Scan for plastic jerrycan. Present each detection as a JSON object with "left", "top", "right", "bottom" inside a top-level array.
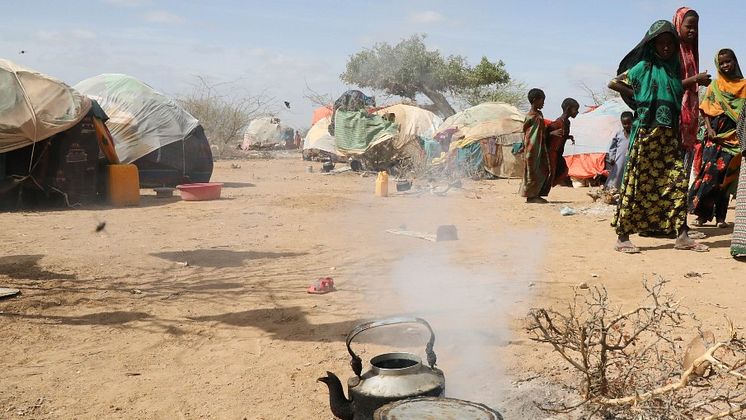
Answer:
[{"left": 375, "top": 171, "right": 389, "bottom": 197}]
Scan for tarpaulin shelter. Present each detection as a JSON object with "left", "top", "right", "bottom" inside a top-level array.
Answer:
[
  {"left": 240, "top": 116, "right": 295, "bottom": 149},
  {"left": 302, "top": 116, "right": 344, "bottom": 161},
  {"left": 1, "top": 60, "right": 118, "bottom": 208},
  {"left": 373, "top": 104, "right": 442, "bottom": 143},
  {"left": 74, "top": 74, "right": 213, "bottom": 187},
  {"left": 433, "top": 102, "right": 525, "bottom": 178},
  {"left": 563, "top": 98, "right": 631, "bottom": 180}
]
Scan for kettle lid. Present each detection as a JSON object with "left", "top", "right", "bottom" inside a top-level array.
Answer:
[{"left": 373, "top": 397, "right": 503, "bottom": 420}]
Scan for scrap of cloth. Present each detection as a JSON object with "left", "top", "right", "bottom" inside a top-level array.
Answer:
[{"left": 673, "top": 7, "right": 700, "bottom": 150}]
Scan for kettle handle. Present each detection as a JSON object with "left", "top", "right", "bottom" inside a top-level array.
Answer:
[{"left": 345, "top": 316, "right": 437, "bottom": 378}]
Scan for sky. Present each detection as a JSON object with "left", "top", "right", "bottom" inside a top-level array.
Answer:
[{"left": 0, "top": 0, "right": 739, "bottom": 129}]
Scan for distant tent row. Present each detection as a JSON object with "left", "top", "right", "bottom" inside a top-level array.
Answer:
[{"left": 1, "top": 59, "right": 213, "bottom": 208}]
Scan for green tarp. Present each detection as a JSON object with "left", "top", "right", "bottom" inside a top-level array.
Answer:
[{"left": 333, "top": 110, "right": 399, "bottom": 154}]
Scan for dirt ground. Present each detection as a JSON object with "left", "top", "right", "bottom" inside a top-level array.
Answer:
[{"left": 1, "top": 154, "right": 744, "bottom": 419}]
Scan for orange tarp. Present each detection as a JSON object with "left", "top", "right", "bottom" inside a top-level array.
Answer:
[
  {"left": 311, "top": 106, "right": 333, "bottom": 125},
  {"left": 565, "top": 153, "right": 608, "bottom": 179}
]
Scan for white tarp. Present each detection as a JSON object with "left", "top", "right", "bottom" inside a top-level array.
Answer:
[
  {"left": 303, "top": 116, "right": 342, "bottom": 156},
  {"left": 74, "top": 74, "right": 200, "bottom": 163},
  {"left": 0, "top": 59, "right": 91, "bottom": 153},
  {"left": 563, "top": 98, "right": 631, "bottom": 156},
  {"left": 373, "top": 104, "right": 442, "bottom": 140}
]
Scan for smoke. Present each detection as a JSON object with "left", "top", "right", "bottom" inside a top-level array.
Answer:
[{"left": 361, "top": 222, "right": 547, "bottom": 408}]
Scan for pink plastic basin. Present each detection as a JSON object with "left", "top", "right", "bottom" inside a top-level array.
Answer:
[{"left": 175, "top": 182, "right": 223, "bottom": 201}]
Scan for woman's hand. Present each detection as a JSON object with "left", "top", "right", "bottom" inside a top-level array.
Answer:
[
  {"left": 568, "top": 134, "right": 575, "bottom": 145},
  {"left": 696, "top": 71, "right": 712, "bottom": 86},
  {"left": 706, "top": 127, "right": 717, "bottom": 140},
  {"left": 550, "top": 128, "right": 563, "bottom": 137}
]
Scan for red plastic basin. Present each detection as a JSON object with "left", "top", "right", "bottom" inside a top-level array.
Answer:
[{"left": 175, "top": 182, "right": 223, "bottom": 201}]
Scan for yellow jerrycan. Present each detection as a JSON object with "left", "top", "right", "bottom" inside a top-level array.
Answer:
[{"left": 375, "top": 171, "right": 389, "bottom": 197}]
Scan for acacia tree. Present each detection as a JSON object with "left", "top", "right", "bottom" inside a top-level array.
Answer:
[{"left": 341, "top": 34, "right": 512, "bottom": 118}]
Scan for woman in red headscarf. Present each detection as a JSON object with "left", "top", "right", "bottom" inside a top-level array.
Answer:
[{"left": 673, "top": 7, "right": 710, "bottom": 239}]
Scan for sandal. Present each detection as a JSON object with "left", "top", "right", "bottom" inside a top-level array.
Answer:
[
  {"left": 307, "top": 277, "right": 336, "bottom": 294},
  {"left": 674, "top": 243, "right": 710, "bottom": 252},
  {"left": 614, "top": 244, "right": 641, "bottom": 254}
]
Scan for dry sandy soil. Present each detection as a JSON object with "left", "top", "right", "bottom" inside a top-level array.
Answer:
[{"left": 1, "top": 153, "right": 744, "bottom": 419}]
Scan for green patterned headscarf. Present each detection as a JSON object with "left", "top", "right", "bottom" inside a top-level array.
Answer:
[{"left": 617, "top": 20, "right": 684, "bottom": 145}]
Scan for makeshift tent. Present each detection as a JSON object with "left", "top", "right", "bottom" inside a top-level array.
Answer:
[
  {"left": 433, "top": 102, "right": 525, "bottom": 178},
  {"left": 563, "top": 98, "right": 631, "bottom": 180},
  {"left": 302, "top": 116, "right": 344, "bottom": 161},
  {"left": 311, "top": 106, "right": 332, "bottom": 126},
  {"left": 241, "top": 116, "right": 294, "bottom": 149},
  {"left": 373, "top": 104, "right": 442, "bottom": 142},
  {"left": 1, "top": 60, "right": 118, "bottom": 207},
  {"left": 0, "top": 59, "right": 92, "bottom": 153},
  {"left": 74, "top": 74, "right": 213, "bottom": 187}
]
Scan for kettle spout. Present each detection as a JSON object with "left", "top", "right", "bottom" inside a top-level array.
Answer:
[{"left": 317, "top": 371, "right": 354, "bottom": 420}]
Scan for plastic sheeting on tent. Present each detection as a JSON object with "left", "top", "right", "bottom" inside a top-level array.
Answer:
[
  {"left": 563, "top": 98, "right": 631, "bottom": 179},
  {"left": 241, "top": 116, "right": 294, "bottom": 149},
  {"left": 74, "top": 74, "right": 200, "bottom": 164},
  {"left": 303, "top": 116, "right": 342, "bottom": 156},
  {"left": 0, "top": 59, "right": 92, "bottom": 153},
  {"left": 435, "top": 102, "right": 524, "bottom": 145},
  {"left": 373, "top": 104, "right": 442, "bottom": 142},
  {"left": 433, "top": 102, "right": 525, "bottom": 178},
  {"left": 74, "top": 74, "right": 212, "bottom": 187}
]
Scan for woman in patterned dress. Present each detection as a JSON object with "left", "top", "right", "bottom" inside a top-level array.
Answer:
[
  {"left": 689, "top": 49, "right": 745, "bottom": 228},
  {"left": 608, "top": 20, "right": 710, "bottom": 253}
]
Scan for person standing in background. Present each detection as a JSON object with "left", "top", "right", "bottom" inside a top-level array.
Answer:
[
  {"left": 546, "top": 98, "right": 579, "bottom": 188},
  {"left": 674, "top": 7, "right": 710, "bottom": 239},
  {"left": 520, "top": 88, "right": 551, "bottom": 203},
  {"left": 605, "top": 111, "right": 633, "bottom": 191}
]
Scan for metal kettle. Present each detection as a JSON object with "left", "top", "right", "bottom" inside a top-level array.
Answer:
[{"left": 318, "top": 317, "right": 446, "bottom": 420}]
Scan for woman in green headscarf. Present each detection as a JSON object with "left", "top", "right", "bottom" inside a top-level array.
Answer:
[
  {"left": 689, "top": 49, "right": 746, "bottom": 228},
  {"left": 608, "top": 20, "right": 711, "bottom": 253}
]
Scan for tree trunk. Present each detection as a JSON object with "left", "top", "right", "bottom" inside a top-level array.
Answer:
[{"left": 420, "top": 86, "right": 456, "bottom": 118}]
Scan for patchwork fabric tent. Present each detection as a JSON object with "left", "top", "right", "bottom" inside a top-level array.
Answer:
[
  {"left": 433, "top": 102, "right": 525, "bottom": 177},
  {"left": 563, "top": 98, "right": 631, "bottom": 180},
  {"left": 74, "top": 74, "right": 213, "bottom": 187},
  {"left": 241, "top": 116, "right": 294, "bottom": 149},
  {"left": 1, "top": 60, "right": 118, "bottom": 207}
]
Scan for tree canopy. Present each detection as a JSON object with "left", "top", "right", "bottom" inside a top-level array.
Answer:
[{"left": 341, "top": 34, "right": 514, "bottom": 118}]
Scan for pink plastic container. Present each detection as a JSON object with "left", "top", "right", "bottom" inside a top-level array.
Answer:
[{"left": 175, "top": 182, "right": 223, "bottom": 201}]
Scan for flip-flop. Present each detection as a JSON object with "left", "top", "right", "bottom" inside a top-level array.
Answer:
[
  {"left": 614, "top": 245, "right": 641, "bottom": 254},
  {"left": 687, "top": 231, "right": 707, "bottom": 240},
  {"left": 307, "top": 277, "right": 336, "bottom": 294},
  {"left": 674, "top": 243, "right": 710, "bottom": 252}
]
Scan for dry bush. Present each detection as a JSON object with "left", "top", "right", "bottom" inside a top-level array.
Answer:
[
  {"left": 527, "top": 278, "right": 746, "bottom": 419},
  {"left": 178, "top": 76, "right": 274, "bottom": 158}
]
